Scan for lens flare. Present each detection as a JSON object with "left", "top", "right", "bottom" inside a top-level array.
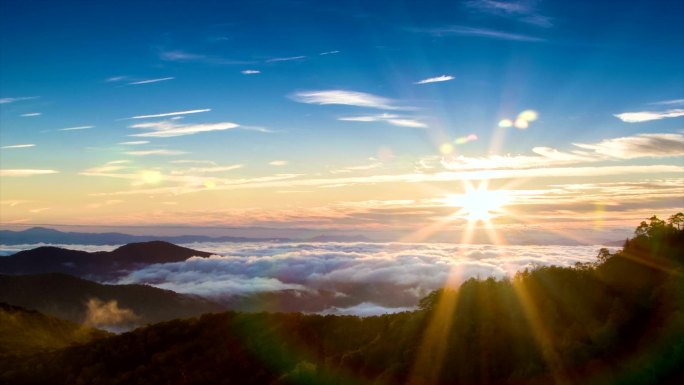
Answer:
[
  {"left": 498, "top": 119, "right": 513, "bottom": 128},
  {"left": 440, "top": 143, "right": 454, "bottom": 154},
  {"left": 454, "top": 134, "right": 478, "bottom": 145},
  {"left": 518, "top": 109, "right": 538, "bottom": 122},
  {"left": 514, "top": 118, "right": 529, "bottom": 129}
]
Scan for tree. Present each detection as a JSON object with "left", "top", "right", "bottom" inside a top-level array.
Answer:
[
  {"left": 668, "top": 212, "right": 684, "bottom": 230},
  {"left": 597, "top": 248, "right": 611, "bottom": 264}
]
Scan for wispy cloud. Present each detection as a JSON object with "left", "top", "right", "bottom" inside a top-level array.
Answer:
[
  {"left": 58, "top": 125, "right": 94, "bottom": 131},
  {"left": 170, "top": 164, "right": 243, "bottom": 175},
  {"left": 159, "top": 50, "right": 252, "bottom": 65},
  {"left": 291, "top": 90, "right": 405, "bottom": 110},
  {"left": 106, "top": 76, "right": 127, "bottom": 82},
  {"left": 650, "top": 99, "right": 684, "bottom": 106},
  {"left": 129, "top": 109, "right": 211, "bottom": 120},
  {"left": 574, "top": 133, "right": 684, "bottom": 159},
  {"left": 20, "top": 112, "right": 41, "bottom": 117},
  {"left": 130, "top": 120, "right": 239, "bottom": 138},
  {"left": 170, "top": 160, "right": 217, "bottom": 165},
  {"left": 267, "top": 55, "right": 306, "bottom": 63},
  {"left": 128, "top": 77, "right": 175, "bottom": 85},
  {"left": 416, "top": 25, "right": 544, "bottom": 42},
  {"left": 320, "top": 50, "right": 340, "bottom": 55},
  {"left": 1, "top": 144, "right": 35, "bottom": 149},
  {"left": 125, "top": 149, "right": 187, "bottom": 156},
  {"left": 0, "top": 169, "right": 58, "bottom": 177},
  {"left": 415, "top": 75, "right": 454, "bottom": 85},
  {"left": 0, "top": 96, "right": 39, "bottom": 104},
  {"left": 86, "top": 200, "right": 124, "bottom": 209},
  {"left": 614, "top": 109, "right": 684, "bottom": 123},
  {"left": 465, "top": 0, "right": 553, "bottom": 28},
  {"left": 241, "top": 70, "right": 261, "bottom": 75},
  {"left": 118, "top": 141, "right": 149, "bottom": 145},
  {"left": 438, "top": 133, "right": 684, "bottom": 171},
  {"left": 339, "top": 113, "right": 427, "bottom": 128},
  {"left": 269, "top": 160, "right": 288, "bottom": 166}
]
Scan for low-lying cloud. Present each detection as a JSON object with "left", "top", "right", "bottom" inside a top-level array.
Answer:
[
  {"left": 116, "top": 242, "right": 605, "bottom": 314},
  {"left": 84, "top": 298, "right": 138, "bottom": 331}
]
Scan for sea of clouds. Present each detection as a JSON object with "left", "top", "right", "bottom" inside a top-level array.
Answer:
[
  {"left": 0, "top": 241, "right": 613, "bottom": 315},
  {"left": 117, "top": 242, "right": 609, "bottom": 315}
]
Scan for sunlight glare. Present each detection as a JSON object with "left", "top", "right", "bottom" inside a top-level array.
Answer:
[{"left": 448, "top": 181, "right": 507, "bottom": 222}]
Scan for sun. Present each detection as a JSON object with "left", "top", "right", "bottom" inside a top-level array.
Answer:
[{"left": 448, "top": 181, "right": 507, "bottom": 222}]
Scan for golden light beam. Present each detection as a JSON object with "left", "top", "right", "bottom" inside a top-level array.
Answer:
[{"left": 512, "top": 277, "right": 570, "bottom": 385}]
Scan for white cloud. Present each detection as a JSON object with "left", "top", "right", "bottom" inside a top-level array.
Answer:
[
  {"left": 58, "top": 125, "right": 94, "bottom": 131},
  {"left": 20, "top": 112, "right": 41, "bottom": 117},
  {"left": 118, "top": 141, "right": 149, "bottom": 145},
  {"left": 319, "top": 50, "right": 340, "bottom": 55},
  {"left": 0, "top": 96, "right": 39, "bottom": 104},
  {"left": 614, "top": 109, "right": 684, "bottom": 123},
  {"left": 339, "top": 114, "right": 427, "bottom": 128},
  {"left": 1, "top": 144, "right": 35, "bottom": 149},
  {"left": 130, "top": 121, "right": 239, "bottom": 138},
  {"left": 241, "top": 70, "right": 261, "bottom": 74},
  {"left": 415, "top": 75, "right": 454, "bottom": 84},
  {"left": 128, "top": 77, "right": 175, "bottom": 85},
  {"left": 292, "top": 90, "right": 404, "bottom": 110},
  {"left": 0, "top": 169, "right": 58, "bottom": 177},
  {"left": 125, "top": 149, "right": 187, "bottom": 156},
  {"left": 270, "top": 160, "right": 288, "bottom": 166},
  {"left": 130, "top": 109, "right": 211, "bottom": 119},
  {"left": 418, "top": 25, "right": 544, "bottom": 42},
  {"left": 267, "top": 55, "right": 306, "bottom": 62}
]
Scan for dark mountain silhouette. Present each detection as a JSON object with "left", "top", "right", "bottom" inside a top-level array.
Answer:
[
  {"left": 0, "top": 226, "right": 290, "bottom": 246},
  {"left": 0, "top": 302, "right": 108, "bottom": 357},
  {"left": 0, "top": 215, "right": 682, "bottom": 385},
  {"left": 0, "top": 273, "right": 225, "bottom": 327},
  {"left": 0, "top": 241, "right": 212, "bottom": 279}
]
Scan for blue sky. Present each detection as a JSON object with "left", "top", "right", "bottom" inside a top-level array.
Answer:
[{"left": 1, "top": 0, "right": 682, "bottom": 242}]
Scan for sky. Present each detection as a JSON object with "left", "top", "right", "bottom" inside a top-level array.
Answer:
[{"left": 1, "top": 0, "right": 683, "bottom": 243}]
